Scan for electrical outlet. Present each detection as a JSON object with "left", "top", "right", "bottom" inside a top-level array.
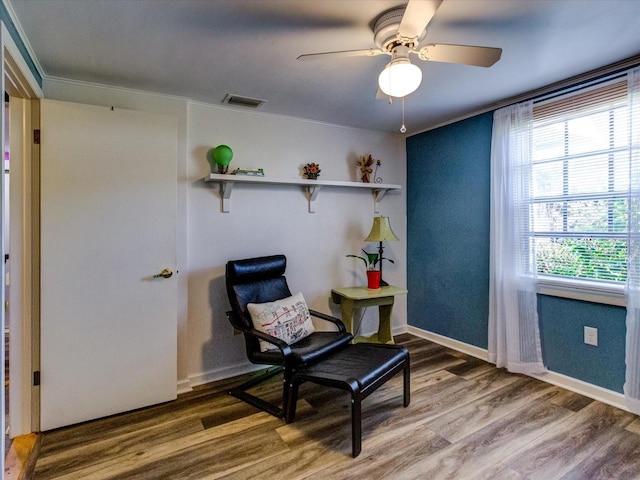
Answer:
[{"left": 584, "top": 326, "right": 598, "bottom": 346}]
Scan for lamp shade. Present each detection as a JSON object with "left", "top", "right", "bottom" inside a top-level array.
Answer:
[
  {"left": 364, "top": 216, "right": 399, "bottom": 242},
  {"left": 378, "top": 59, "right": 422, "bottom": 98}
]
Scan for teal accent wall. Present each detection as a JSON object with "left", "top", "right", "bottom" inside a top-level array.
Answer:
[
  {"left": 538, "top": 295, "right": 626, "bottom": 392},
  {"left": 406, "top": 112, "right": 493, "bottom": 348},
  {"left": 0, "top": 1, "right": 42, "bottom": 87},
  {"left": 407, "top": 111, "right": 627, "bottom": 393}
]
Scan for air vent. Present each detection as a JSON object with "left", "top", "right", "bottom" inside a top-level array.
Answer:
[{"left": 222, "top": 94, "right": 267, "bottom": 110}]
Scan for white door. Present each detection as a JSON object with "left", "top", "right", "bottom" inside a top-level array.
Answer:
[{"left": 40, "top": 99, "right": 177, "bottom": 431}]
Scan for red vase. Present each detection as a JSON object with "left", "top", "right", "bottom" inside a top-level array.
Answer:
[{"left": 366, "top": 270, "right": 381, "bottom": 289}]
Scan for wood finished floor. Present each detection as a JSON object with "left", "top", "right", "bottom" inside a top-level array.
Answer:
[{"left": 31, "top": 334, "right": 640, "bottom": 480}]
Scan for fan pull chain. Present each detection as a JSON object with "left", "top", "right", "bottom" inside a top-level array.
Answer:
[{"left": 400, "top": 97, "right": 407, "bottom": 133}]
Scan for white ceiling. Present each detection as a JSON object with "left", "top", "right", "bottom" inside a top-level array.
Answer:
[{"left": 7, "top": 0, "right": 640, "bottom": 135}]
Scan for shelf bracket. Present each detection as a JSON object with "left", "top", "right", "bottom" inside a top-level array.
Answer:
[
  {"left": 307, "top": 185, "right": 323, "bottom": 213},
  {"left": 373, "top": 188, "right": 389, "bottom": 213},
  {"left": 220, "top": 181, "right": 234, "bottom": 213}
]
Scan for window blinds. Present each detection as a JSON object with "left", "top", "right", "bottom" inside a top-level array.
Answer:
[{"left": 531, "top": 78, "right": 630, "bottom": 283}]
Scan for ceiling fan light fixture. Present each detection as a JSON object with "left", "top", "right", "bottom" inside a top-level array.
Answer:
[{"left": 378, "top": 57, "right": 422, "bottom": 98}]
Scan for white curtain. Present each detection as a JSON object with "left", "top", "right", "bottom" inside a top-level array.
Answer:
[
  {"left": 625, "top": 66, "right": 640, "bottom": 414},
  {"left": 488, "top": 101, "right": 546, "bottom": 374}
]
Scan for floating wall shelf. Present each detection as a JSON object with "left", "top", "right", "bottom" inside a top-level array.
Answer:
[{"left": 203, "top": 173, "right": 401, "bottom": 213}]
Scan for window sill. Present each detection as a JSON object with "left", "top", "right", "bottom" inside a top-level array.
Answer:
[{"left": 536, "top": 276, "right": 626, "bottom": 307}]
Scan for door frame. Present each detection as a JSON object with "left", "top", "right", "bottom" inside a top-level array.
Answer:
[{"left": 1, "top": 20, "right": 43, "bottom": 447}]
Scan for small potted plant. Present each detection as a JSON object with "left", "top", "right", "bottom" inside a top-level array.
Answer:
[
  {"left": 303, "top": 162, "right": 321, "bottom": 180},
  {"left": 347, "top": 249, "right": 381, "bottom": 289}
]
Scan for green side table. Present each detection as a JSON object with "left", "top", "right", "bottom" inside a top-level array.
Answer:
[{"left": 331, "top": 285, "right": 408, "bottom": 344}]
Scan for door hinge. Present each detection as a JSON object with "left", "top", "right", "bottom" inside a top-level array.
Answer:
[
  {"left": 33, "top": 371, "right": 41, "bottom": 386},
  {"left": 33, "top": 129, "right": 40, "bottom": 144}
]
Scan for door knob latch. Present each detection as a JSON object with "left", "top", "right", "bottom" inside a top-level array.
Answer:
[{"left": 153, "top": 268, "right": 173, "bottom": 279}]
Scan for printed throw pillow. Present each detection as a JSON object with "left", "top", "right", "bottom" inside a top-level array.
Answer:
[{"left": 247, "top": 292, "right": 316, "bottom": 352}]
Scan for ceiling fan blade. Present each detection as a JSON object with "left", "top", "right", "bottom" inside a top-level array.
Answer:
[
  {"left": 297, "top": 48, "right": 384, "bottom": 61},
  {"left": 418, "top": 44, "right": 502, "bottom": 67},
  {"left": 398, "top": 0, "right": 443, "bottom": 39}
]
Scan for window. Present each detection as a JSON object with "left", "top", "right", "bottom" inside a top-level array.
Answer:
[{"left": 531, "top": 79, "right": 630, "bottom": 287}]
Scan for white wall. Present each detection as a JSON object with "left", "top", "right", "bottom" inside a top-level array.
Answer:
[{"left": 43, "top": 78, "right": 407, "bottom": 390}]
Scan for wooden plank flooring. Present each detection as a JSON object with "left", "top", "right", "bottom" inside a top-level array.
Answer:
[{"left": 31, "top": 334, "right": 640, "bottom": 479}]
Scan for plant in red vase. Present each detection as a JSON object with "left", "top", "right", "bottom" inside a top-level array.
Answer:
[{"left": 346, "top": 249, "right": 381, "bottom": 289}]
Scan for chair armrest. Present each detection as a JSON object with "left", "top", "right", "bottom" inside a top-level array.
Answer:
[
  {"left": 227, "top": 310, "right": 294, "bottom": 357},
  {"left": 309, "top": 309, "right": 347, "bottom": 333},
  {"left": 248, "top": 328, "right": 293, "bottom": 357}
]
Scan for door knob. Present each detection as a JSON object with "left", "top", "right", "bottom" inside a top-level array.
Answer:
[{"left": 153, "top": 268, "right": 173, "bottom": 279}]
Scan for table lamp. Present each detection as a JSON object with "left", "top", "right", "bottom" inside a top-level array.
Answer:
[{"left": 364, "top": 216, "right": 399, "bottom": 287}]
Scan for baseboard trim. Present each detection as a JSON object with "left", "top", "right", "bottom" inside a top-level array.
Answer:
[
  {"left": 176, "top": 379, "right": 193, "bottom": 395},
  {"left": 187, "top": 362, "right": 267, "bottom": 389},
  {"left": 406, "top": 325, "right": 628, "bottom": 413},
  {"left": 406, "top": 326, "right": 489, "bottom": 361},
  {"left": 529, "top": 370, "right": 627, "bottom": 412}
]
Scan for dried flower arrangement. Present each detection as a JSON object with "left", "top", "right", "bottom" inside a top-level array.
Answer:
[{"left": 356, "top": 154, "right": 382, "bottom": 183}]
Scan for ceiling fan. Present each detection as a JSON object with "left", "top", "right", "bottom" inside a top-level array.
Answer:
[{"left": 297, "top": 0, "right": 502, "bottom": 99}]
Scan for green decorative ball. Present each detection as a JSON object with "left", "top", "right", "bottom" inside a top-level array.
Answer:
[{"left": 212, "top": 145, "right": 233, "bottom": 166}]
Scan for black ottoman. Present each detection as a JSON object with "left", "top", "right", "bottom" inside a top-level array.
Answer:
[{"left": 285, "top": 343, "right": 410, "bottom": 457}]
